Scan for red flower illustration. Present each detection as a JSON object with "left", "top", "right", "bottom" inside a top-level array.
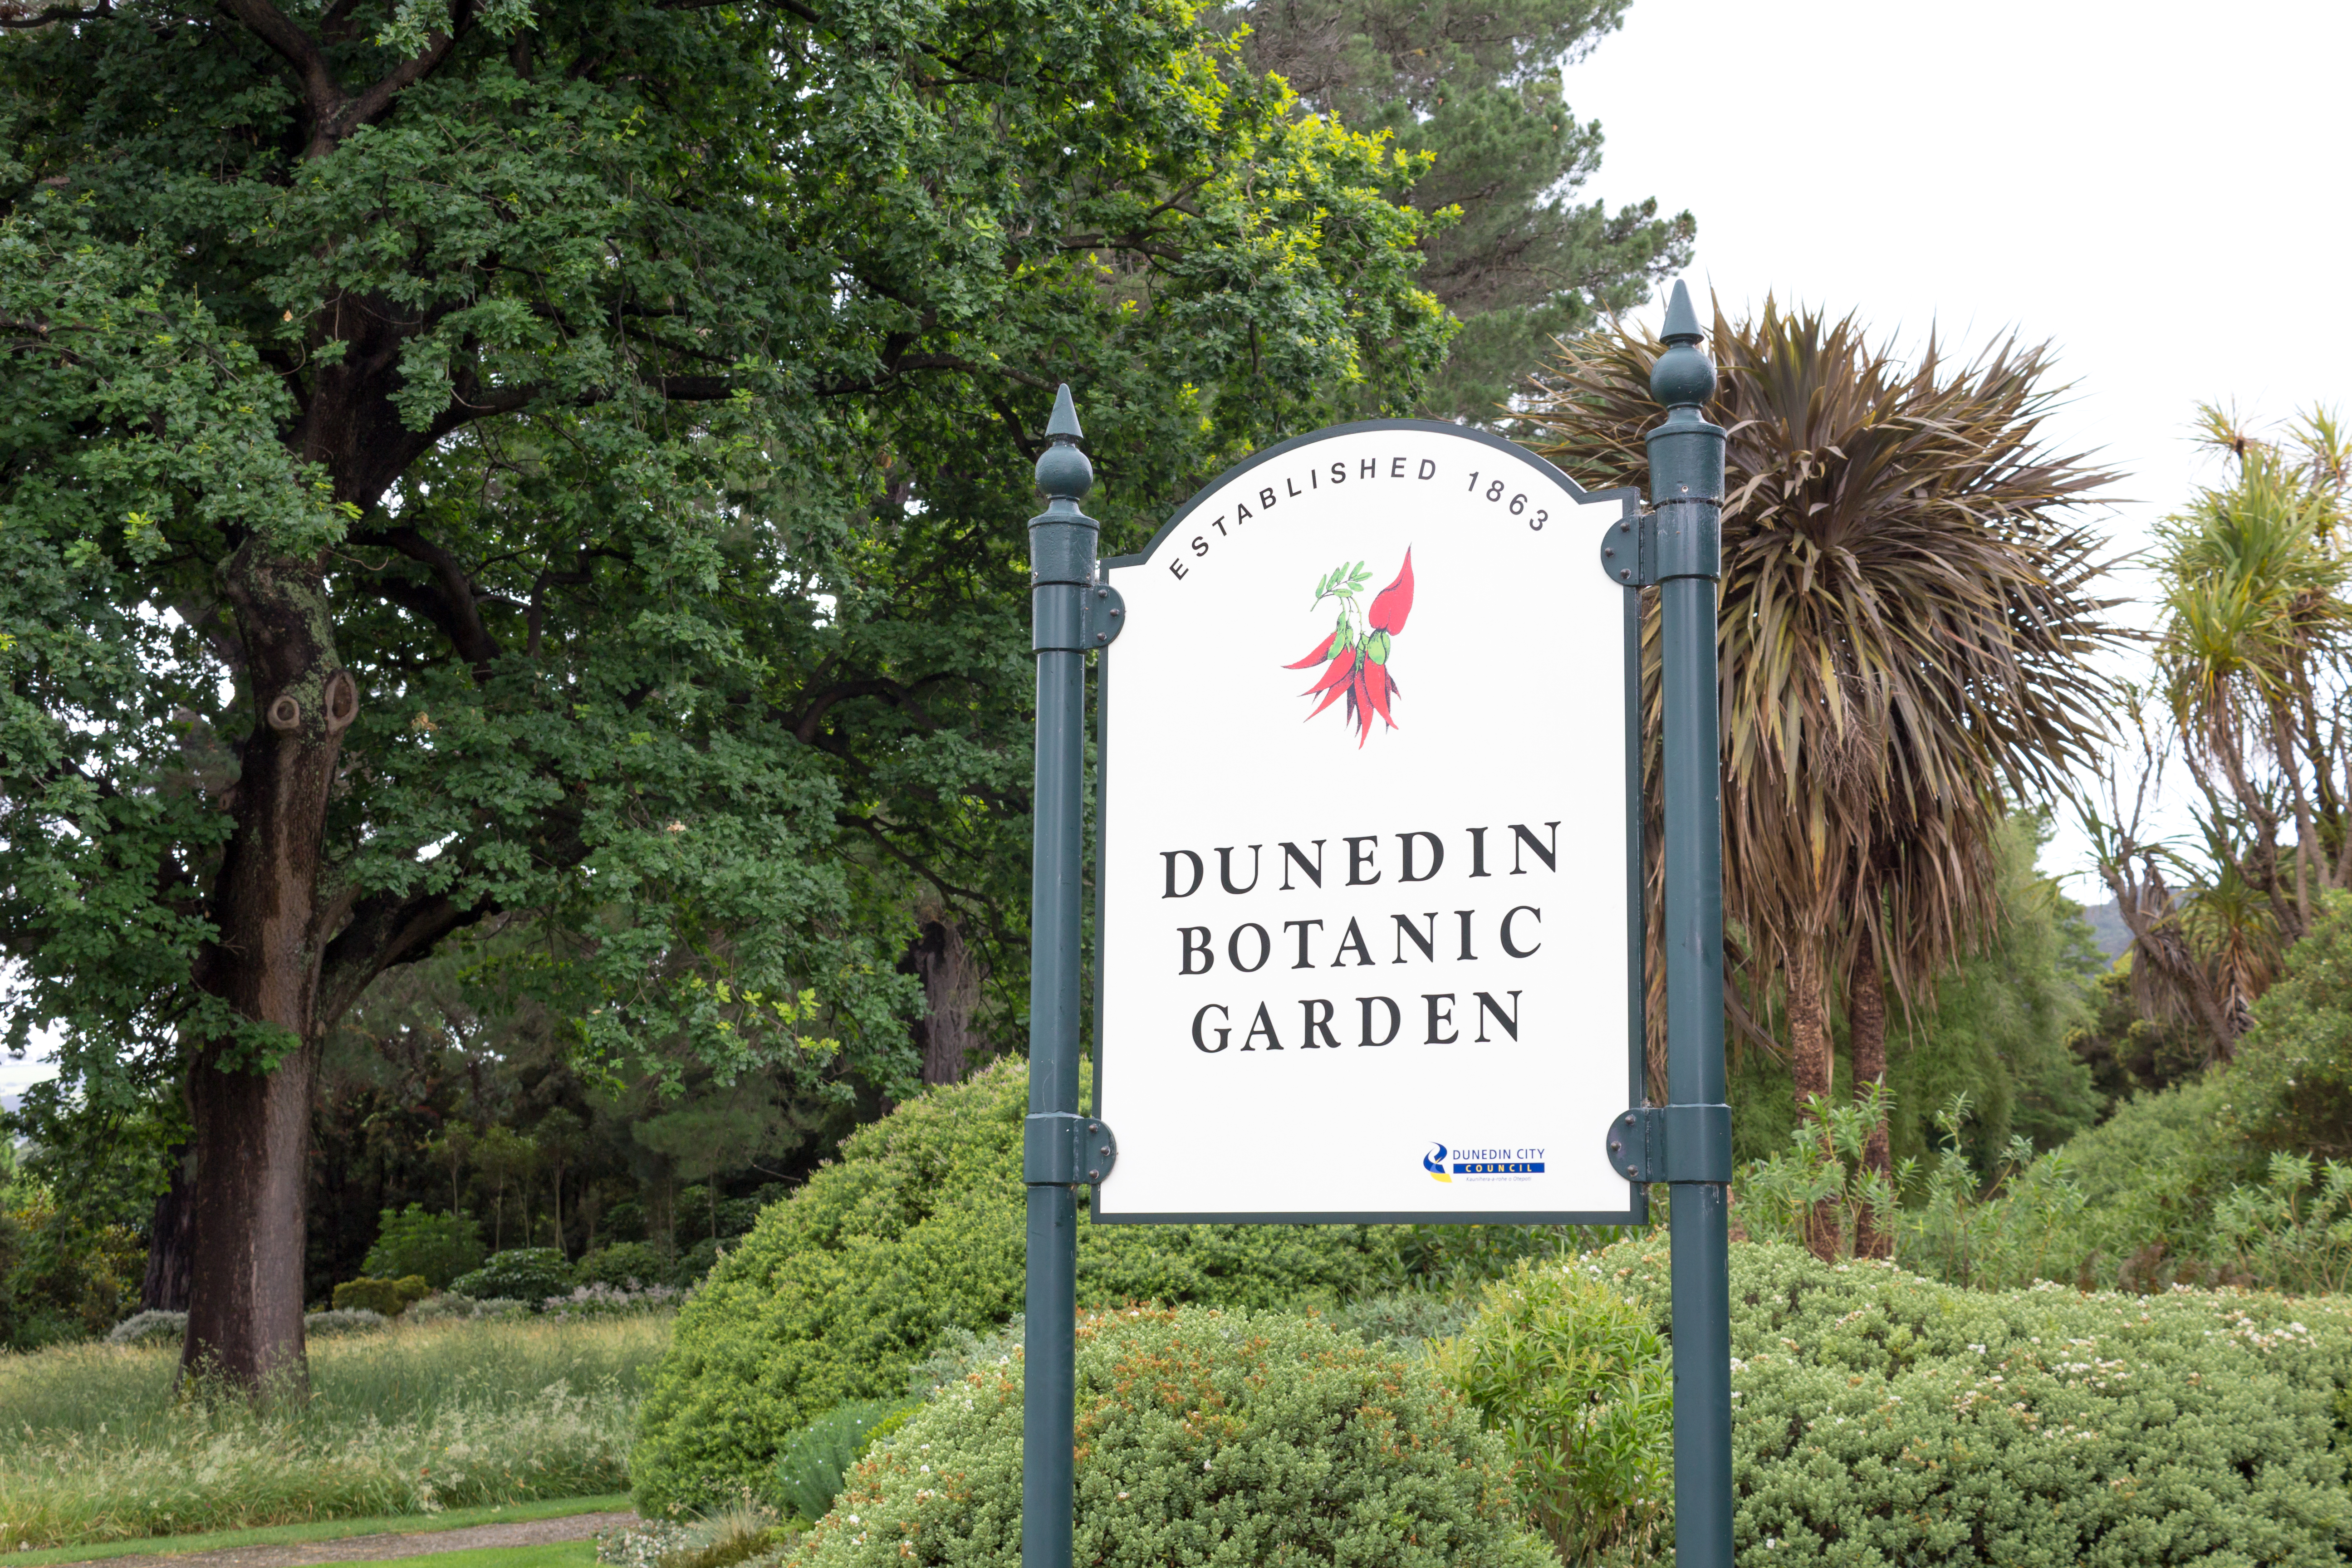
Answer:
[{"left": 1284, "top": 549, "right": 1413, "bottom": 746}]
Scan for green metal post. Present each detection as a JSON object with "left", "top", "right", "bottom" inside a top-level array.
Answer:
[
  {"left": 1022, "top": 384, "right": 1096, "bottom": 1568},
  {"left": 1645, "top": 281, "right": 1733, "bottom": 1567}
]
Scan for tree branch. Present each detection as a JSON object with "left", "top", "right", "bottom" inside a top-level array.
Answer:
[{"left": 216, "top": 0, "right": 345, "bottom": 131}]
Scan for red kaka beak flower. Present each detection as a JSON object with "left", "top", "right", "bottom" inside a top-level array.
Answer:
[{"left": 1367, "top": 549, "right": 1414, "bottom": 634}]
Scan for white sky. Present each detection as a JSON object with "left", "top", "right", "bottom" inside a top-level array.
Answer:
[
  {"left": 1562, "top": 0, "right": 2352, "bottom": 898},
  {"left": 5, "top": 2, "right": 2342, "bottom": 1100}
]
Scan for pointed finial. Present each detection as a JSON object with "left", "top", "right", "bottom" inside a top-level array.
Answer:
[
  {"left": 1649, "top": 281, "right": 1715, "bottom": 409},
  {"left": 1035, "top": 383, "right": 1093, "bottom": 504},
  {"left": 1045, "top": 382, "right": 1084, "bottom": 442},
  {"left": 1659, "top": 279, "right": 1703, "bottom": 345}
]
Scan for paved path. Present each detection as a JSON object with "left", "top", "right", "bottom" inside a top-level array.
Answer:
[{"left": 85, "top": 1512, "right": 640, "bottom": 1568}]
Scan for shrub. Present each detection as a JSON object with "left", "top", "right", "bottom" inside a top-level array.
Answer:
[
  {"left": 544, "top": 1283, "right": 686, "bottom": 1320},
  {"left": 783, "top": 1305, "right": 1551, "bottom": 1568},
  {"left": 578, "top": 1241, "right": 673, "bottom": 1290},
  {"left": 1549, "top": 1235, "right": 2352, "bottom": 1563},
  {"left": 332, "top": 1275, "right": 433, "bottom": 1318},
  {"left": 406, "top": 1293, "right": 527, "bottom": 1326},
  {"left": 1328, "top": 1287, "right": 1482, "bottom": 1353},
  {"left": 631, "top": 1061, "right": 1403, "bottom": 1514},
  {"left": 362, "top": 1205, "right": 485, "bottom": 1290},
  {"left": 449, "top": 1248, "right": 574, "bottom": 1307},
  {"left": 106, "top": 1310, "right": 186, "bottom": 1347},
  {"left": 2232, "top": 889, "right": 2352, "bottom": 1159},
  {"left": 302, "top": 1308, "right": 391, "bottom": 1338},
  {"left": 1434, "top": 1266, "right": 1671, "bottom": 1563},
  {"left": 770, "top": 1399, "right": 913, "bottom": 1524}
]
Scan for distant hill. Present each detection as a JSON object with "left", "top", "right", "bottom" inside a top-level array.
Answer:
[{"left": 2081, "top": 900, "right": 2133, "bottom": 963}]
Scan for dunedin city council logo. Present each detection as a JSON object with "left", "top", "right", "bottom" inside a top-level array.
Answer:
[{"left": 1421, "top": 1140, "right": 1545, "bottom": 1182}]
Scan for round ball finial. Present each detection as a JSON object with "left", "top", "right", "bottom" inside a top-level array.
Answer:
[
  {"left": 1035, "top": 383, "right": 1093, "bottom": 503},
  {"left": 1650, "top": 341, "right": 1716, "bottom": 410}
]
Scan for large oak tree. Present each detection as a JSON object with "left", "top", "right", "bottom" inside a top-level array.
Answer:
[{"left": 0, "top": 0, "right": 1446, "bottom": 1388}]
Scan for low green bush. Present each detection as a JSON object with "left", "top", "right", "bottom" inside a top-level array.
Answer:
[
  {"left": 578, "top": 1242, "right": 673, "bottom": 1290},
  {"left": 1491, "top": 1236, "right": 2352, "bottom": 1564},
  {"left": 783, "top": 1304, "right": 1551, "bottom": 1568},
  {"left": 303, "top": 1307, "right": 390, "bottom": 1338},
  {"left": 407, "top": 1293, "right": 529, "bottom": 1325},
  {"left": 104, "top": 1309, "right": 186, "bottom": 1347},
  {"left": 770, "top": 1399, "right": 914, "bottom": 1524},
  {"left": 363, "top": 1205, "right": 486, "bottom": 1290},
  {"left": 332, "top": 1275, "right": 433, "bottom": 1317},
  {"left": 450, "top": 1248, "right": 575, "bottom": 1307},
  {"left": 631, "top": 1061, "right": 1405, "bottom": 1514},
  {"left": 1434, "top": 1266, "right": 1671, "bottom": 1563}
]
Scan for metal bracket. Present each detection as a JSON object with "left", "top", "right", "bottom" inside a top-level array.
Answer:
[
  {"left": 1024, "top": 1112, "right": 1118, "bottom": 1186},
  {"left": 1032, "top": 580, "right": 1126, "bottom": 652},
  {"left": 1605, "top": 1104, "right": 1732, "bottom": 1184},
  {"left": 1086, "top": 581, "right": 1125, "bottom": 647},
  {"left": 1597, "top": 500, "right": 1653, "bottom": 588}
]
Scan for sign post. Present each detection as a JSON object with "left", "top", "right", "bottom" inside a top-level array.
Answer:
[
  {"left": 1019, "top": 278, "right": 1730, "bottom": 1565},
  {"left": 1019, "top": 385, "right": 1101, "bottom": 1568},
  {"left": 1648, "top": 281, "right": 1735, "bottom": 1568}
]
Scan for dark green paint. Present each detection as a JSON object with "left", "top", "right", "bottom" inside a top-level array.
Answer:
[
  {"left": 1022, "top": 384, "right": 1096, "bottom": 1568},
  {"left": 1645, "top": 278, "right": 1733, "bottom": 1568}
]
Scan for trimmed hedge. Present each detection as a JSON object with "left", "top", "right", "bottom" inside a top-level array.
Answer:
[
  {"left": 449, "top": 1247, "right": 574, "bottom": 1307},
  {"left": 631, "top": 1061, "right": 1405, "bottom": 1514},
  {"left": 331, "top": 1274, "right": 432, "bottom": 1317},
  {"left": 1510, "top": 1236, "right": 2352, "bottom": 1564},
  {"left": 783, "top": 1305, "right": 1553, "bottom": 1568}
]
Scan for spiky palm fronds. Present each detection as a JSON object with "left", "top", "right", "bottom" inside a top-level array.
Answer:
[{"left": 1522, "top": 298, "right": 2122, "bottom": 1098}]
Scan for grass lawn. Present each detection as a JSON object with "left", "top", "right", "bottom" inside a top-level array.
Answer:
[
  {"left": 2, "top": 1497, "right": 632, "bottom": 1568},
  {"left": 0, "top": 1316, "right": 671, "bottom": 1550}
]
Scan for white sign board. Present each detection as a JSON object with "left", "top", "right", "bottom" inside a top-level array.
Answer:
[{"left": 1093, "top": 421, "right": 1643, "bottom": 1224}]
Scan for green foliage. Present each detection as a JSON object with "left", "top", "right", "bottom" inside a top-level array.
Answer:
[
  {"left": 450, "top": 1249, "right": 575, "bottom": 1308},
  {"left": 1573, "top": 1236, "right": 2352, "bottom": 1563},
  {"left": 106, "top": 1310, "right": 187, "bottom": 1347},
  {"left": 769, "top": 1400, "right": 915, "bottom": 1526},
  {"left": 362, "top": 1206, "right": 488, "bottom": 1293},
  {"left": 0, "top": 1182, "right": 144, "bottom": 1350},
  {"left": 332, "top": 1276, "right": 434, "bottom": 1318},
  {"left": 0, "top": 1313, "right": 667, "bottom": 1546},
  {"left": 2210, "top": 1154, "right": 2352, "bottom": 1294},
  {"left": 1738, "top": 1083, "right": 1904, "bottom": 1263},
  {"left": 1328, "top": 1288, "right": 1483, "bottom": 1354},
  {"left": 1396, "top": 1220, "right": 1633, "bottom": 1291},
  {"left": 578, "top": 1243, "right": 675, "bottom": 1291},
  {"left": 1234, "top": 0, "right": 1693, "bottom": 420},
  {"left": 782, "top": 1304, "right": 1552, "bottom": 1568},
  {"left": 630, "top": 1062, "right": 1404, "bottom": 1514},
  {"left": 2067, "top": 965, "right": 2204, "bottom": 1112},
  {"left": 1435, "top": 1265, "right": 1671, "bottom": 1563},
  {"left": 2230, "top": 891, "right": 2352, "bottom": 1159}
]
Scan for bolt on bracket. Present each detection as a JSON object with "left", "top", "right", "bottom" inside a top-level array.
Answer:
[
  {"left": 1605, "top": 1104, "right": 1733, "bottom": 1185},
  {"left": 1024, "top": 1112, "right": 1118, "bottom": 1186},
  {"left": 1597, "top": 498, "right": 1654, "bottom": 588}
]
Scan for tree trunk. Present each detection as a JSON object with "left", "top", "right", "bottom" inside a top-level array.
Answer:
[
  {"left": 904, "top": 916, "right": 987, "bottom": 1087},
  {"left": 1787, "top": 939, "right": 1840, "bottom": 1263},
  {"left": 180, "top": 539, "right": 359, "bottom": 1396},
  {"left": 141, "top": 1143, "right": 198, "bottom": 1312},
  {"left": 1849, "top": 941, "right": 1892, "bottom": 1260}
]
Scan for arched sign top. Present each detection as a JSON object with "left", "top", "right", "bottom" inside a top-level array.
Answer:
[
  {"left": 1091, "top": 419, "right": 1645, "bottom": 1225},
  {"left": 1104, "top": 416, "right": 1637, "bottom": 576}
]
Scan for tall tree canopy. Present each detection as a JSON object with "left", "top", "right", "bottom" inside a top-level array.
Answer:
[
  {"left": 0, "top": 0, "right": 1448, "bottom": 1388},
  {"left": 1229, "top": 0, "right": 1693, "bottom": 421}
]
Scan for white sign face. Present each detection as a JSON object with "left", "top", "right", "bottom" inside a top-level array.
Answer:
[{"left": 1093, "top": 421, "right": 1641, "bottom": 1223}]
